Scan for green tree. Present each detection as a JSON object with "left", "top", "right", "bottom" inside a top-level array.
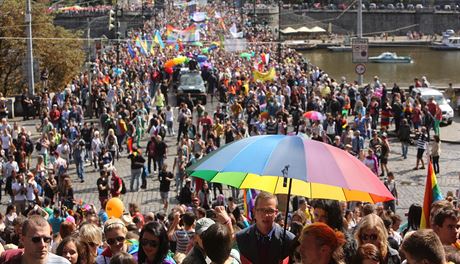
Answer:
[{"left": 0, "top": 0, "right": 85, "bottom": 95}]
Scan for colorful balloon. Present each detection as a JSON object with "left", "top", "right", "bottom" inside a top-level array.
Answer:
[
  {"left": 165, "top": 67, "right": 174, "bottom": 75},
  {"left": 106, "top": 198, "right": 124, "bottom": 218},
  {"left": 172, "top": 56, "right": 187, "bottom": 65},
  {"left": 196, "top": 55, "right": 208, "bottom": 63},
  {"left": 164, "top": 60, "right": 175, "bottom": 68}
]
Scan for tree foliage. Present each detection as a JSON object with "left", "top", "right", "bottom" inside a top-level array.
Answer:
[{"left": 0, "top": 0, "right": 85, "bottom": 95}]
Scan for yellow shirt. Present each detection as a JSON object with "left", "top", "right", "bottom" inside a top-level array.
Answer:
[{"left": 213, "top": 123, "right": 224, "bottom": 137}]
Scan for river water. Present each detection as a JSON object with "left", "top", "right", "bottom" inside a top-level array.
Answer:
[{"left": 301, "top": 47, "right": 460, "bottom": 88}]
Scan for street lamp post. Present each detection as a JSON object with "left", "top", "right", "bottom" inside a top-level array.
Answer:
[
  {"left": 278, "top": 1, "right": 281, "bottom": 63},
  {"left": 115, "top": 4, "right": 120, "bottom": 65},
  {"left": 25, "top": 0, "right": 35, "bottom": 96},
  {"left": 86, "top": 18, "right": 94, "bottom": 118}
]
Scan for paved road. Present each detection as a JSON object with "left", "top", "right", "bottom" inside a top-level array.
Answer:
[{"left": 1, "top": 97, "right": 459, "bottom": 218}]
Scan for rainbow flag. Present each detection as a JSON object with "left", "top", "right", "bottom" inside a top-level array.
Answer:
[
  {"left": 243, "top": 189, "right": 258, "bottom": 221},
  {"left": 420, "top": 160, "right": 443, "bottom": 229},
  {"left": 154, "top": 30, "right": 165, "bottom": 49}
]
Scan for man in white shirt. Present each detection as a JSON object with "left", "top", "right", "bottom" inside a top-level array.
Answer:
[
  {"left": 25, "top": 172, "right": 38, "bottom": 204},
  {"left": 12, "top": 173, "right": 27, "bottom": 214},
  {"left": 54, "top": 151, "right": 68, "bottom": 182},
  {"left": 56, "top": 137, "right": 71, "bottom": 163}
]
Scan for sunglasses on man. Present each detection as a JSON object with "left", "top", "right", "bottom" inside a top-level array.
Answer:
[{"left": 31, "top": 236, "right": 52, "bottom": 244}]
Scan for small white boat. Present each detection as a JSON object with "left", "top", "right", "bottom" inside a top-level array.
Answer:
[
  {"left": 368, "top": 52, "right": 413, "bottom": 63},
  {"left": 431, "top": 36, "right": 460, "bottom": 50},
  {"left": 327, "top": 45, "right": 352, "bottom": 52},
  {"left": 283, "top": 40, "right": 317, "bottom": 50}
]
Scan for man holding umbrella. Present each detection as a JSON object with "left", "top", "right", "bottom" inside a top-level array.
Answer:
[{"left": 236, "top": 192, "right": 295, "bottom": 264}]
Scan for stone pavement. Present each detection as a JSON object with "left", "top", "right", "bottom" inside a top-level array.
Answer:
[
  {"left": 1, "top": 102, "right": 459, "bottom": 219},
  {"left": 440, "top": 116, "right": 460, "bottom": 144}
]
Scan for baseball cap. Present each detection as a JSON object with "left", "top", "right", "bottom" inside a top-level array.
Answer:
[{"left": 195, "top": 217, "right": 215, "bottom": 235}]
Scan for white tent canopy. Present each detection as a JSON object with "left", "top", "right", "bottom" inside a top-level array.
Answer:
[
  {"left": 296, "top": 27, "right": 312, "bottom": 33},
  {"left": 310, "top": 26, "right": 326, "bottom": 33},
  {"left": 281, "top": 27, "right": 298, "bottom": 34}
]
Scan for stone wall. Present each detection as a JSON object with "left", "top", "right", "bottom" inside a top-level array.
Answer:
[{"left": 287, "top": 10, "right": 460, "bottom": 35}]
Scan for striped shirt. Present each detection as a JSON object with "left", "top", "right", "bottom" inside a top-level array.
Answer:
[
  {"left": 417, "top": 133, "right": 428, "bottom": 150},
  {"left": 172, "top": 229, "right": 195, "bottom": 253}
]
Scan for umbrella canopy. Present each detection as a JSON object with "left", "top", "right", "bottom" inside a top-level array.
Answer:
[
  {"left": 303, "top": 111, "right": 326, "bottom": 121},
  {"left": 188, "top": 135, "right": 394, "bottom": 203},
  {"left": 280, "top": 27, "right": 298, "bottom": 34},
  {"left": 310, "top": 26, "right": 326, "bottom": 33},
  {"left": 296, "top": 26, "right": 312, "bottom": 33}
]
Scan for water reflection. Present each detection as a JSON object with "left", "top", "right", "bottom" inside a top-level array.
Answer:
[{"left": 301, "top": 47, "right": 460, "bottom": 88}]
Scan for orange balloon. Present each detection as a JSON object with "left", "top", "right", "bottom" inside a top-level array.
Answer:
[
  {"left": 164, "top": 60, "right": 175, "bottom": 68},
  {"left": 106, "top": 198, "right": 124, "bottom": 218}
]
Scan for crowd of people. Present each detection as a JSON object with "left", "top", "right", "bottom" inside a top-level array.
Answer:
[{"left": 0, "top": 0, "right": 457, "bottom": 263}]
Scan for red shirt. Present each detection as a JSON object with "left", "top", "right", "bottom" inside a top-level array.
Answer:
[
  {"left": 0, "top": 249, "right": 23, "bottom": 264},
  {"left": 427, "top": 102, "right": 437, "bottom": 116}
]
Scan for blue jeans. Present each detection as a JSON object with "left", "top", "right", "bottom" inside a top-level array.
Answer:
[
  {"left": 75, "top": 160, "right": 84, "bottom": 180},
  {"left": 130, "top": 168, "right": 143, "bottom": 192},
  {"left": 176, "top": 172, "right": 183, "bottom": 194},
  {"left": 401, "top": 142, "right": 409, "bottom": 159}
]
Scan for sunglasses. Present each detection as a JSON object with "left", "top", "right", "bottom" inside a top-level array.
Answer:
[
  {"left": 31, "top": 236, "right": 52, "bottom": 244},
  {"left": 107, "top": 236, "right": 125, "bottom": 245},
  {"left": 361, "top": 234, "right": 378, "bottom": 241},
  {"left": 140, "top": 238, "right": 159, "bottom": 248}
]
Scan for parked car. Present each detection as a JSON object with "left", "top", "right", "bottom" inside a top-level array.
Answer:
[
  {"left": 396, "top": 3, "right": 404, "bottom": 9},
  {"left": 387, "top": 4, "right": 395, "bottom": 9},
  {"left": 176, "top": 70, "right": 207, "bottom": 106},
  {"left": 407, "top": 4, "right": 415, "bottom": 10},
  {"left": 444, "top": 4, "right": 452, "bottom": 10},
  {"left": 415, "top": 4, "right": 423, "bottom": 9},
  {"left": 378, "top": 4, "right": 386, "bottom": 9},
  {"left": 411, "top": 88, "right": 454, "bottom": 125},
  {"left": 369, "top": 3, "right": 377, "bottom": 9}
]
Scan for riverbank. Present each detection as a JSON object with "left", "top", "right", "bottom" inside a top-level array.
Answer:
[
  {"left": 299, "top": 46, "right": 460, "bottom": 88},
  {"left": 286, "top": 36, "right": 437, "bottom": 49}
]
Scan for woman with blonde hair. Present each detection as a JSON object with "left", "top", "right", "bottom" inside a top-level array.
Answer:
[
  {"left": 105, "top": 128, "right": 119, "bottom": 165},
  {"left": 79, "top": 222, "right": 103, "bottom": 259},
  {"left": 354, "top": 214, "right": 401, "bottom": 264},
  {"left": 299, "top": 222, "right": 346, "bottom": 264},
  {"left": 97, "top": 218, "right": 134, "bottom": 264}
]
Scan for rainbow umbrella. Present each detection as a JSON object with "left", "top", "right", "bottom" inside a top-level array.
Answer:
[
  {"left": 188, "top": 135, "right": 394, "bottom": 203},
  {"left": 303, "top": 111, "right": 325, "bottom": 121}
]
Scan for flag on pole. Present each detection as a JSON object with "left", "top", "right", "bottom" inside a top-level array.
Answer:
[
  {"left": 243, "top": 189, "right": 258, "bottom": 221},
  {"left": 154, "top": 30, "right": 165, "bottom": 49},
  {"left": 420, "top": 159, "right": 443, "bottom": 229},
  {"left": 127, "top": 42, "right": 137, "bottom": 59}
]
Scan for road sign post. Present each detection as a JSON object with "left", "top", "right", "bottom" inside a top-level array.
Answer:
[{"left": 352, "top": 38, "right": 368, "bottom": 85}]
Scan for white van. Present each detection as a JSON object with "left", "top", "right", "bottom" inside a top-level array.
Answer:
[{"left": 412, "top": 87, "right": 454, "bottom": 125}]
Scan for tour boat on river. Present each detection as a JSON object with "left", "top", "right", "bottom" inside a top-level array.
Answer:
[
  {"left": 368, "top": 52, "right": 413, "bottom": 63},
  {"left": 431, "top": 36, "right": 460, "bottom": 50}
]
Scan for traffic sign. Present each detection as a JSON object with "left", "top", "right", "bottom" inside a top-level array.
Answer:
[
  {"left": 355, "top": 63, "right": 366, "bottom": 75},
  {"left": 352, "top": 38, "right": 369, "bottom": 63}
]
